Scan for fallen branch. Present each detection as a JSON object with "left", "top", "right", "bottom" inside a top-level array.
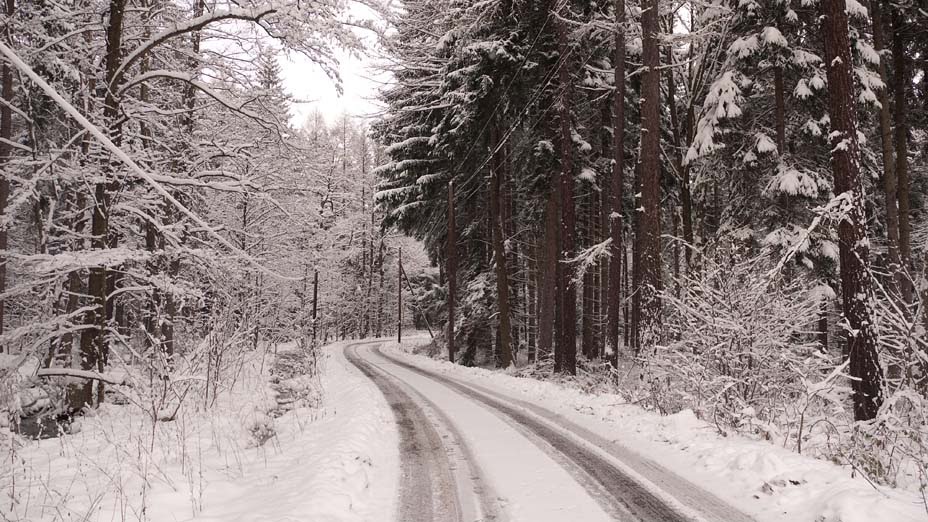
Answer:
[{"left": 35, "top": 369, "right": 129, "bottom": 386}]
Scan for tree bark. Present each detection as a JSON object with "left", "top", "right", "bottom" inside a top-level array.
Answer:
[
  {"left": 397, "top": 247, "right": 402, "bottom": 343},
  {"left": 635, "top": 0, "right": 662, "bottom": 347},
  {"left": 490, "top": 125, "right": 513, "bottom": 368},
  {"left": 821, "top": 0, "right": 883, "bottom": 421},
  {"left": 527, "top": 240, "right": 538, "bottom": 361},
  {"left": 75, "top": 0, "right": 127, "bottom": 409},
  {"left": 555, "top": 17, "right": 577, "bottom": 375},
  {"left": 681, "top": 105, "right": 694, "bottom": 268},
  {"left": 0, "top": 0, "right": 14, "bottom": 345},
  {"left": 870, "top": 0, "right": 901, "bottom": 291},
  {"left": 889, "top": 2, "right": 911, "bottom": 303},
  {"left": 447, "top": 180, "right": 457, "bottom": 363},
  {"left": 606, "top": 0, "right": 626, "bottom": 361},
  {"left": 538, "top": 192, "right": 558, "bottom": 360},
  {"left": 665, "top": 42, "right": 693, "bottom": 280},
  {"left": 582, "top": 190, "right": 596, "bottom": 359}
]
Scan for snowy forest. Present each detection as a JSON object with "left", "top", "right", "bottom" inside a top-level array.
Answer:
[{"left": 1, "top": 0, "right": 928, "bottom": 520}]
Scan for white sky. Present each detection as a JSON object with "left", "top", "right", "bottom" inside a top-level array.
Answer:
[
  {"left": 280, "top": 47, "right": 384, "bottom": 127},
  {"left": 279, "top": 4, "right": 388, "bottom": 127}
]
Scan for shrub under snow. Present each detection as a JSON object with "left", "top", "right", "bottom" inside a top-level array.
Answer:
[{"left": 645, "top": 254, "right": 928, "bottom": 492}]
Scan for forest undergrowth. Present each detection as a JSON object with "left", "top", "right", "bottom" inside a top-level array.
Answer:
[{"left": 0, "top": 325, "right": 324, "bottom": 521}]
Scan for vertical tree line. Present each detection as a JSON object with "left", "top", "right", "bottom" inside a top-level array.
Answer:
[{"left": 374, "top": 0, "right": 928, "bottom": 423}]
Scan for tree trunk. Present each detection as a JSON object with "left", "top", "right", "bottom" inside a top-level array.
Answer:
[
  {"left": 581, "top": 190, "right": 596, "bottom": 359},
  {"left": 606, "top": 0, "right": 626, "bottom": 360},
  {"left": 377, "top": 239, "right": 385, "bottom": 337},
  {"left": 635, "top": 0, "right": 662, "bottom": 347},
  {"left": 159, "top": 0, "right": 204, "bottom": 360},
  {"left": 490, "top": 125, "right": 513, "bottom": 368},
  {"left": 681, "top": 105, "right": 694, "bottom": 268},
  {"left": 397, "top": 248, "right": 403, "bottom": 343},
  {"left": 538, "top": 192, "right": 558, "bottom": 360},
  {"left": 870, "top": 0, "right": 901, "bottom": 292},
  {"left": 665, "top": 43, "right": 691, "bottom": 286},
  {"left": 527, "top": 240, "right": 538, "bottom": 361},
  {"left": 821, "top": 0, "right": 883, "bottom": 421},
  {"left": 555, "top": 17, "right": 577, "bottom": 375},
  {"left": 447, "top": 180, "right": 457, "bottom": 363},
  {"left": 75, "top": 0, "right": 127, "bottom": 409},
  {"left": 889, "top": 2, "right": 911, "bottom": 303},
  {"left": 0, "top": 0, "right": 14, "bottom": 345},
  {"left": 503, "top": 142, "right": 520, "bottom": 360}
]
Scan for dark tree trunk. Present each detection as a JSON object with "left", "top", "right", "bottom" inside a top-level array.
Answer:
[
  {"left": 377, "top": 239, "right": 385, "bottom": 337},
  {"left": 538, "top": 192, "right": 558, "bottom": 360},
  {"left": 527, "top": 239, "right": 538, "bottom": 361},
  {"left": 0, "top": 0, "right": 14, "bottom": 345},
  {"left": 159, "top": 0, "right": 204, "bottom": 360},
  {"left": 821, "top": 0, "right": 883, "bottom": 421},
  {"left": 606, "top": 0, "right": 626, "bottom": 360},
  {"left": 75, "top": 0, "right": 127, "bottom": 409},
  {"left": 555, "top": 18, "right": 577, "bottom": 375},
  {"left": 635, "top": 0, "right": 662, "bottom": 347},
  {"left": 490, "top": 125, "right": 513, "bottom": 368},
  {"left": 581, "top": 190, "right": 596, "bottom": 359},
  {"left": 889, "top": 2, "right": 911, "bottom": 303},
  {"left": 598, "top": 100, "right": 611, "bottom": 359},
  {"left": 503, "top": 142, "right": 520, "bottom": 359},
  {"left": 681, "top": 104, "right": 694, "bottom": 268},
  {"left": 447, "top": 180, "right": 457, "bottom": 362},
  {"left": 397, "top": 247, "right": 402, "bottom": 343},
  {"left": 665, "top": 42, "right": 692, "bottom": 280},
  {"left": 870, "top": 0, "right": 901, "bottom": 291}
]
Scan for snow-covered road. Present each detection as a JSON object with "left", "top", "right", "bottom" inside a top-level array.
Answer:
[{"left": 345, "top": 340, "right": 754, "bottom": 522}]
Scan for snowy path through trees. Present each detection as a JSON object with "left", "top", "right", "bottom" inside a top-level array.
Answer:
[{"left": 346, "top": 340, "right": 753, "bottom": 522}]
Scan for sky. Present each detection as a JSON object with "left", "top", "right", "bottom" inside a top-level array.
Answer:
[
  {"left": 278, "top": 4, "right": 387, "bottom": 128},
  {"left": 280, "top": 47, "right": 384, "bottom": 127}
]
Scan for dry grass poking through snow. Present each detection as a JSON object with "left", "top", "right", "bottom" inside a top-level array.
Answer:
[{"left": 0, "top": 342, "right": 323, "bottom": 521}]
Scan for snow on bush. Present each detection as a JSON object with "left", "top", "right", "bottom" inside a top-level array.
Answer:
[
  {"left": 0, "top": 331, "right": 323, "bottom": 520},
  {"left": 647, "top": 254, "right": 826, "bottom": 439},
  {"left": 645, "top": 253, "right": 928, "bottom": 494}
]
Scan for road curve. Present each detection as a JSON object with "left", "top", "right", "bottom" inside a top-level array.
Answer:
[{"left": 347, "top": 341, "right": 756, "bottom": 522}]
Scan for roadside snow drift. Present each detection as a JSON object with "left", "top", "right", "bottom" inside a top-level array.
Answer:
[
  {"left": 382, "top": 338, "right": 928, "bottom": 522},
  {"left": 0, "top": 341, "right": 399, "bottom": 522}
]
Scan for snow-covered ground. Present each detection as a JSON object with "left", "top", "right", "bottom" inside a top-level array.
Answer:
[
  {"left": 5, "top": 335, "right": 925, "bottom": 522},
  {"left": 383, "top": 336, "right": 928, "bottom": 522},
  {"left": 0, "top": 341, "right": 398, "bottom": 522}
]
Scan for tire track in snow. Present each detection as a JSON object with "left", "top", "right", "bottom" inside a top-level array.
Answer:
[
  {"left": 370, "top": 346, "right": 755, "bottom": 522},
  {"left": 345, "top": 342, "right": 501, "bottom": 522}
]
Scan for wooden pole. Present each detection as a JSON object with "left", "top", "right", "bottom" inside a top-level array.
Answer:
[
  {"left": 397, "top": 247, "right": 402, "bottom": 344},
  {"left": 447, "top": 181, "right": 457, "bottom": 363}
]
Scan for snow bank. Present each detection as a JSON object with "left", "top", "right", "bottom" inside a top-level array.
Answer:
[
  {"left": 384, "top": 339, "right": 928, "bottom": 522},
  {"left": 0, "top": 341, "right": 398, "bottom": 522}
]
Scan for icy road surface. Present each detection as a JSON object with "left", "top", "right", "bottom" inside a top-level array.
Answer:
[{"left": 343, "top": 340, "right": 754, "bottom": 522}]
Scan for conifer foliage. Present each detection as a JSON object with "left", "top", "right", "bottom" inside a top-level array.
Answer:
[{"left": 374, "top": 0, "right": 928, "bottom": 481}]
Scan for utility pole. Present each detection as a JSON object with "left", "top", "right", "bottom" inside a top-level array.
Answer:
[
  {"left": 447, "top": 181, "right": 457, "bottom": 363},
  {"left": 397, "top": 247, "right": 402, "bottom": 344},
  {"left": 312, "top": 269, "right": 318, "bottom": 345}
]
